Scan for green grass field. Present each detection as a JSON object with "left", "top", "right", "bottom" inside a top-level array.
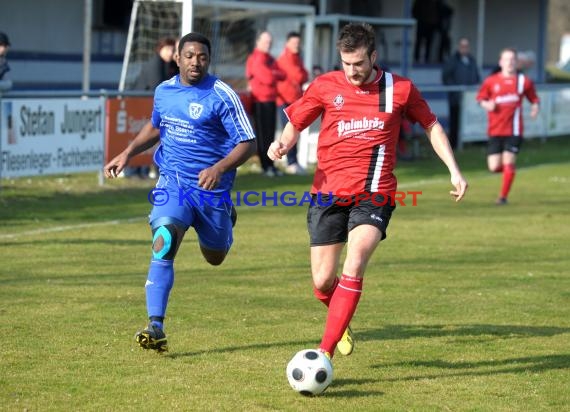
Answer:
[{"left": 1, "top": 137, "right": 569, "bottom": 411}]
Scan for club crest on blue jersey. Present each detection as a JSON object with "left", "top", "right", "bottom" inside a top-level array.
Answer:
[{"left": 188, "top": 103, "right": 203, "bottom": 119}]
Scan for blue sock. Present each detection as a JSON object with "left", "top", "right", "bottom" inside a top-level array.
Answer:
[
  {"left": 149, "top": 316, "right": 164, "bottom": 330},
  {"left": 145, "top": 259, "right": 174, "bottom": 322}
]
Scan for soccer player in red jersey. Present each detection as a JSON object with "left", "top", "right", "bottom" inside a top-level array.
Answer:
[
  {"left": 268, "top": 23, "right": 467, "bottom": 365},
  {"left": 477, "top": 48, "right": 540, "bottom": 205}
]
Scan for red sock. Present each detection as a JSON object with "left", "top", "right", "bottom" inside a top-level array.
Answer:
[
  {"left": 313, "top": 277, "right": 339, "bottom": 307},
  {"left": 500, "top": 163, "right": 516, "bottom": 198},
  {"left": 319, "top": 274, "right": 363, "bottom": 356}
]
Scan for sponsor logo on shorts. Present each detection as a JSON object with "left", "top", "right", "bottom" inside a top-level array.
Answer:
[{"left": 370, "top": 214, "right": 384, "bottom": 223}]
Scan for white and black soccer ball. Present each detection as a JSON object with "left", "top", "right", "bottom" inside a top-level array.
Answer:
[{"left": 286, "top": 349, "right": 333, "bottom": 396}]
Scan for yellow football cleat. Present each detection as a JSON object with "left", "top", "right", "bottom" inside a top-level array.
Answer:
[
  {"left": 336, "top": 325, "right": 354, "bottom": 356},
  {"left": 135, "top": 323, "right": 168, "bottom": 353}
]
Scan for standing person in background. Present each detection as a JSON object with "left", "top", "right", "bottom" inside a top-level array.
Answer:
[
  {"left": 133, "top": 37, "right": 178, "bottom": 91},
  {"left": 246, "top": 31, "right": 286, "bottom": 177},
  {"left": 437, "top": 0, "right": 454, "bottom": 63},
  {"left": 104, "top": 32, "right": 256, "bottom": 352},
  {"left": 0, "top": 32, "right": 11, "bottom": 82},
  {"left": 268, "top": 23, "right": 467, "bottom": 373},
  {"left": 442, "top": 37, "right": 480, "bottom": 150},
  {"left": 477, "top": 47, "right": 539, "bottom": 205},
  {"left": 412, "top": 0, "right": 440, "bottom": 63},
  {"left": 276, "top": 31, "right": 309, "bottom": 175}
]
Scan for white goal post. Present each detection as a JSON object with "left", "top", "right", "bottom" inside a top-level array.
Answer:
[{"left": 119, "top": 0, "right": 315, "bottom": 92}]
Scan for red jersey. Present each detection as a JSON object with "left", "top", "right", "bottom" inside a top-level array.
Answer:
[
  {"left": 245, "top": 49, "right": 285, "bottom": 103},
  {"left": 276, "top": 48, "right": 309, "bottom": 106},
  {"left": 285, "top": 69, "right": 437, "bottom": 195},
  {"left": 476, "top": 72, "right": 539, "bottom": 137}
]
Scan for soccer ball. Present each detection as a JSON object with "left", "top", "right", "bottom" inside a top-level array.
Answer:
[{"left": 286, "top": 349, "right": 333, "bottom": 396}]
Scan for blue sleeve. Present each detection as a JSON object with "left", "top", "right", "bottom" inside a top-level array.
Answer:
[
  {"left": 213, "top": 80, "right": 256, "bottom": 145},
  {"left": 151, "top": 94, "right": 161, "bottom": 129}
]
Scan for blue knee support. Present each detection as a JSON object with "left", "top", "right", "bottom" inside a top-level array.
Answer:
[{"left": 152, "top": 224, "right": 178, "bottom": 260}]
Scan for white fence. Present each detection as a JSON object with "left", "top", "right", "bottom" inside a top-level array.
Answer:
[
  {"left": 298, "top": 84, "right": 570, "bottom": 167},
  {"left": 1, "top": 86, "right": 570, "bottom": 179},
  {"left": 460, "top": 87, "right": 570, "bottom": 143}
]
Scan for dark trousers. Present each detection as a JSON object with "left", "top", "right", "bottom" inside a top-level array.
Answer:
[
  {"left": 448, "top": 102, "right": 460, "bottom": 150},
  {"left": 252, "top": 101, "right": 277, "bottom": 172},
  {"left": 414, "top": 23, "right": 437, "bottom": 63}
]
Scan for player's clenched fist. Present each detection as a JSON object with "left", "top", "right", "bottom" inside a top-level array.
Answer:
[{"left": 267, "top": 141, "right": 287, "bottom": 161}]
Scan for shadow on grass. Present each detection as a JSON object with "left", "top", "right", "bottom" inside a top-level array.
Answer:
[
  {"left": 360, "top": 324, "right": 570, "bottom": 380},
  {"left": 372, "top": 353, "right": 570, "bottom": 381},
  {"left": 164, "top": 324, "right": 569, "bottom": 360},
  {"left": 358, "top": 324, "right": 570, "bottom": 341},
  {"left": 164, "top": 338, "right": 317, "bottom": 359},
  {"left": 325, "top": 377, "right": 385, "bottom": 397},
  {"left": 324, "top": 389, "right": 384, "bottom": 398},
  {"left": 165, "top": 349, "right": 385, "bottom": 397}
]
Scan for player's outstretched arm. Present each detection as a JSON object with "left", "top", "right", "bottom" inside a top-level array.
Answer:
[
  {"left": 425, "top": 121, "right": 468, "bottom": 202},
  {"left": 103, "top": 121, "right": 159, "bottom": 179},
  {"left": 268, "top": 122, "right": 300, "bottom": 161}
]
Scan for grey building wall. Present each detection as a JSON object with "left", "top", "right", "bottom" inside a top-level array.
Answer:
[{"left": 0, "top": 0, "right": 554, "bottom": 89}]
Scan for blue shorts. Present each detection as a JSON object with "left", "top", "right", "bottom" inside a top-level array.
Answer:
[{"left": 148, "top": 174, "right": 234, "bottom": 251}]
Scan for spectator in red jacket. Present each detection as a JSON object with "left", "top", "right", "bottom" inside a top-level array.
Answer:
[
  {"left": 277, "top": 31, "right": 309, "bottom": 175},
  {"left": 246, "top": 31, "right": 286, "bottom": 177}
]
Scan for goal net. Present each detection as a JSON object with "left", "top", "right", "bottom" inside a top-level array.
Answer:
[
  {"left": 119, "top": 0, "right": 182, "bottom": 91},
  {"left": 119, "top": 0, "right": 315, "bottom": 92}
]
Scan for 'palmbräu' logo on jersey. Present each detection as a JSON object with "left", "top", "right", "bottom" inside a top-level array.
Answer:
[
  {"left": 495, "top": 93, "right": 520, "bottom": 104},
  {"left": 337, "top": 117, "right": 385, "bottom": 138},
  {"left": 188, "top": 103, "right": 203, "bottom": 119}
]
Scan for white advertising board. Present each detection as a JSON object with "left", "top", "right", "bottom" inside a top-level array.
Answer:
[
  {"left": 1, "top": 98, "right": 105, "bottom": 178},
  {"left": 461, "top": 89, "right": 570, "bottom": 142},
  {"left": 547, "top": 88, "right": 570, "bottom": 136},
  {"left": 460, "top": 91, "right": 550, "bottom": 143}
]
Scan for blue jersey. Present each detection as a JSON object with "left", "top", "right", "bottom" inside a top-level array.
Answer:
[{"left": 151, "top": 74, "right": 255, "bottom": 192}]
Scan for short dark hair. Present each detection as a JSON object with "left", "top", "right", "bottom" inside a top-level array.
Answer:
[
  {"left": 0, "top": 31, "right": 10, "bottom": 46},
  {"left": 336, "top": 23, "right": 376, "bottom": 57},
  {"left": 286, "top": 31, "right": 301, "bottom": 41},
  {"left": 179, "top": 32, "right": 211, "bottom": 55}
]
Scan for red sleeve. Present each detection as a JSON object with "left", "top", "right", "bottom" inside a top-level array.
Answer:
[
  {"left": 476, "top": 77, "right": 492, "bottom": 102},
  {"left": 405, "top": 82, "right": 437, "bottom": 129},
  {"left": 284, "top": 78, "right": 324, "bottom": 131},
  {"left": 524, "top": 77, "right": 540, "bottom": 104}
]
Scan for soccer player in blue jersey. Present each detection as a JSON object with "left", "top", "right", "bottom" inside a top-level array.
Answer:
[{"left": 104, "top": 32, "right": 256, "bottom": 352}]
